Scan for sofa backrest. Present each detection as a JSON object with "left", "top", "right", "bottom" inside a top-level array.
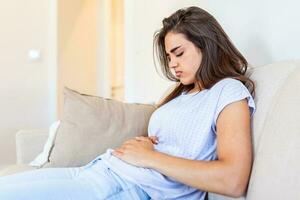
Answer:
[
  {"left": 160, "top": 60, "right": 300, "bottom": 200},
  {"left": 245, "top": 60, "right": 300, "bottom": 200}
]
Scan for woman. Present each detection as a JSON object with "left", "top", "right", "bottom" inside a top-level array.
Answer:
[{"left": 0, "top": 6, "right": 255, "bottom": 200}]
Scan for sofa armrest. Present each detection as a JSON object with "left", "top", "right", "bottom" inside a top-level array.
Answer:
[{"left": 15, "top": 130, "right": 48, "bottom": 164}]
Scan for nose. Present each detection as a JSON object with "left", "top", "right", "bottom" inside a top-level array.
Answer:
[{"left": 168, "top": 57, "right": 178, "bottom": 69}]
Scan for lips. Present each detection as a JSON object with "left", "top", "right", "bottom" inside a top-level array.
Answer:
[{"left": 175, "top": 71, "right": 182, "bottom": 77}]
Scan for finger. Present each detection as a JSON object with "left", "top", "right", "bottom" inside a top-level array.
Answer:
[
  {"left": 135, "top": 136, "right": 150, "bottom": 142},
  {"left": 124, "top": 139, "right": 137, "bottom": 146},
  {"left": 149, "top": 136, "right": 158, "bottom": 140},
  {"left": 125, "top": 138, "right": 136, "bottom": 143},
  {"left": 135, "top": 136, "right": 158, "bottom": 144},
  {"left": 114, "top": 147, "right": 124, "bottom": 153},
  {"left": 123, "top": 141, "right": 132, "bottom": 145},
  {"left": 149, "top": 136, "right": 159, "bottom": 144},
  {"left": 120, "top": 144, "right": 134, "bottom": 151},
  {"left": 112, "top": 149, "right": 123, "bottom": 157},
  {"left": 120, "top": 145, "right": 127, "bottom": 151}
]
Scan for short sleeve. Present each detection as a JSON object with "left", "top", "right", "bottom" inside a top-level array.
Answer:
[{"left": 212, "top": 79, "right": 256, "bottom": 133}]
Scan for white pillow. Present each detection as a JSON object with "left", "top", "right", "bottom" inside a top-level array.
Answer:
[{"left": 29, "top": 121, "right": 60, "bottom": 167}]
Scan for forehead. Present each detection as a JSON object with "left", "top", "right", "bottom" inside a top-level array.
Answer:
[{"left": 164, "top": 32, "right": 189, "bottom": 53}]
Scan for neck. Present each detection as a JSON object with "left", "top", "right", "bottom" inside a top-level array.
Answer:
[
  {"left": 193, "top": 82, "right": 204, "bottom": 91},
  {"left": 187, "top": 85, "right": 202, "bottom": 94}
]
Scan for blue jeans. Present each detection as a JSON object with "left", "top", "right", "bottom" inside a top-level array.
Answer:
[{"left": 0, "top": 155, "right": 150, "bottom": 200}]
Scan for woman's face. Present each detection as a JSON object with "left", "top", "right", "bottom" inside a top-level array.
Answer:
[{"left": 164, "top": 32, "right": 202, "bottom": 86}]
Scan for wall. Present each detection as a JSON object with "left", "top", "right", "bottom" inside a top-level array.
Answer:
[
  {"left": 0, "top": 0, "right": 57, "bottom": 165},
  {"left": 110, "top": 0, "right": 124, "bottom": 101},
  {"left": 96, "top": 0, "right": 124, "bottom": 101},
  {"left": 123, "top": 0, "right": 210, "bottom": 104},
  {"left": 0, "top": 0, "right": 123, "bottom": 166},
  {"left": 57, "top": 0, "right": 98, "bottom": 118},
  {"left": 203, "top": 0, "right": 300, "bottom": 66},
  {"left": 123, "top": 0, "right": 300, "bottom": 104}
]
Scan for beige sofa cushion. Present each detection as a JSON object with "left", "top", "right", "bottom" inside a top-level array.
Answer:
[{"left": 44, "top": 87, "right": 156, "bottom": 168}]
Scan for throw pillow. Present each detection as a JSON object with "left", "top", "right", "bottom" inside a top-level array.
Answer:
[{"left": 44, "top": 87, "right": 156, "bottom": 167}]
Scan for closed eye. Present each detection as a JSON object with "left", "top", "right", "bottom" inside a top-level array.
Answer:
[
  {"left": 176, "top": 52, "right": 184, "bottom": 57},
  {"left": 166, "top": 51, "right": 184, "bottom": 62}
]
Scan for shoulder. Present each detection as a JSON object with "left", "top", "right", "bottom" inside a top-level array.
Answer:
[
  {"left": 211, "top": 77, "right": 256, "bottom": 127},
  {"left": 213, "top": 77, "right": 245, "bottom": 90},
  {"left": 208, "top": 77, "right": 247, "bottom": 98}
]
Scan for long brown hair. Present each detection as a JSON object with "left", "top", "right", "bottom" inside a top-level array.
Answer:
[{"left": 153, "top": 6, "right": 255, "bottom": 108}]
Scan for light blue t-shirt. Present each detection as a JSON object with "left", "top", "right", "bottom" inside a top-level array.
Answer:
[{"left": 101, "top": 78, "right": 256, "bottom": 200}]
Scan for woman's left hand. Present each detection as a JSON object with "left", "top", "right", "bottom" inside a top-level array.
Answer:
[{"left": 112, "top": 136, "right": 158, "bottom": 168}]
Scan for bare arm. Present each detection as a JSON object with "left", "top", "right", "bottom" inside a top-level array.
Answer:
[{"left": 144, "top": 99, "right": 253, "bottom": 197}]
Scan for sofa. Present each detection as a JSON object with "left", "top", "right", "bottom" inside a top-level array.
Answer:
[{"left": 0, "top": 60, "right": 299, "bottom": 200}]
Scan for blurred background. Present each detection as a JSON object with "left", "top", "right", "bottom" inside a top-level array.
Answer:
[{"left": 0, "top": 0, "right": 299, "bottom": 167}]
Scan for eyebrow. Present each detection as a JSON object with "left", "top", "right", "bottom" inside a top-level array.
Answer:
[{"left": 166, "top": 45, "right": 181, "bottom": 56}]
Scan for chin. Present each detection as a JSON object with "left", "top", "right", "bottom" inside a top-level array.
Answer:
[{"left": 180, "top": 80, "right": 194, "bottom": 85}]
